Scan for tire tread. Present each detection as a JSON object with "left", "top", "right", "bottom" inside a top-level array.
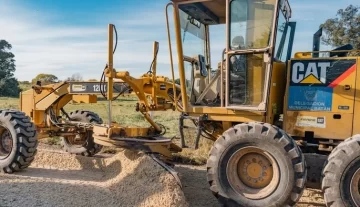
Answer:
[
  {"left": 322, "top": 135, "right": 360, "bottom": 207},
  {"left": 206, "top": 122, "right": 306, "bottom": 207},
  {"left": 0, "top": 109, "right": 37, "bottom": 173},
  {"left": 61, "top": 110, "right": 102, "bottom": 156}
]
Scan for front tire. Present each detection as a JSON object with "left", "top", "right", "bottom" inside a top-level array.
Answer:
[
  {"left": 61, "top": 110, "right": 103, "bottom": 156},
  {"left": 322, "top": 135, "right": 360, "bottom": 207},
  {"left": 206, "top": 122, "right": 306, "bottom": 207},
  {"left": 0, "top": 110, "right": 38, "bottom": 173}
]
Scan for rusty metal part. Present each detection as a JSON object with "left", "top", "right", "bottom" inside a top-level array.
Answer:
[
  {"left": 62, "top": 133, "right": 87, "bottom": 146},
  {"left": 93, "top": 125, "right": 181, "bottom": 160},
  {"left": 94, "top": 134, "right": 180, "bottom": 159},
  {"left": 226, "top": 147, "right": 279, "bottom": 200},
  {"left": 350, "top": 168, "right": 360, "bottom": 206}
]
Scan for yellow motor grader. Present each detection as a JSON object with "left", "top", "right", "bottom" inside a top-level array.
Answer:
[
  {"left": 157, "top": 0, "right": 359, "bottom": 206},
  {"left": 1, "top": 0, "right": 360, "bottom": 206},
  {"left": 0, "top": 58, "right": 182, "bottom": 174},
  {"left": 0, "top": 81, "right": 130, "bottom": 173}
]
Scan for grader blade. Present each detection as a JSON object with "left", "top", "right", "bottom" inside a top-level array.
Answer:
[
  {"left": 150, "top": 154, "right": 182, "bottom": 188},
  {"left": 92, "top": 124, "right": 182, "bottom": 184}
]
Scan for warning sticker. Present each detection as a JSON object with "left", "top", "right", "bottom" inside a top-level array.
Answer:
[{"left": 295, "top": 116, "right": 326, "bottom": 128}]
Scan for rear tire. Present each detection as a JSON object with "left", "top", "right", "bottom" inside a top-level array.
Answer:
[
  {"left": 0, "top": 110, "right": 37, "bottom": 173},
  {"left": 206, "top": 122, "right": 306, "bottom": 207},
  {"left": 61, "top": 110, "right": 103, "bottom": 156},
  {"left": 322, "top": 135, "right": 360, "bottom": 207}
]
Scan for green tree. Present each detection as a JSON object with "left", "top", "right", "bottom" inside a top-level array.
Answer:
[
  {"left": 0, "top": 40, "right": 20, "bottom": 97},
  {"left": 321, "top": 5, "right": 360, "bottom": 49},
  {"left": 31, "top": 73, "right": 59, "bottom": 85}
]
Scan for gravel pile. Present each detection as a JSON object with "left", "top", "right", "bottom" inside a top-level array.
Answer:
[{"left": 0, "top": 149, "right": 188, "bottom": 207}]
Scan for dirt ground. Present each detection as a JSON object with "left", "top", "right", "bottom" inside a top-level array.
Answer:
[{"left": 0, "top": 146, "right": 326, "bottom": 207}]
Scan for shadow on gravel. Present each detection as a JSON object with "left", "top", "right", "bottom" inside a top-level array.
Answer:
[
  {"left": 18, "top": 159, "right": 121, "bottom": 182},
  {"left": 175, "top": 165, "right": 220, "bottom": 207},
  {"left": 175, "top": 165, "right": 326, "bottom": 207}
]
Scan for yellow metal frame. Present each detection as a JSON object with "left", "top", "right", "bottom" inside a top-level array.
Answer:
[
  {"left": 168, "top": 1, "right": 278, "bottom": 115},
  {"left": 20, "top": 82, "right": 98, "bottom": 137},
  {"left": 104, "top": 24, "right": 181, "bottom": 132},
  {"left": 90, "top": 23, "right": 184, "bottom": 158},
  {"left": 164, "top": 0, "right": 288, "bottom": 134},
  {"left": 169, "top": 0, "right": 281, "bottom": 112}
]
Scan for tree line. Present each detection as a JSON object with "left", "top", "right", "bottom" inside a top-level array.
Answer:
[{"left": 0, "top": 4, "right": 359, "bottom": 97}]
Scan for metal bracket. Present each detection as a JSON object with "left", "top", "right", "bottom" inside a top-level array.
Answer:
[{"left": 179, "top": 113, "right": 208, "bottom": 149}]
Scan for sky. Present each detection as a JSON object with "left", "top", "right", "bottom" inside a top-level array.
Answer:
[{"left": 0, "top": 0, "right": 358, "bottom": 81}]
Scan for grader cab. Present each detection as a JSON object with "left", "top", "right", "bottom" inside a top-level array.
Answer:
[{"left": 166, "top": 0, "right": 360, "bottom": 206}]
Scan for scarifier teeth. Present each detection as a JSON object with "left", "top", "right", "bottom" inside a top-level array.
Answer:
[{"left": 150, "top": 154, "right": 182, "bottom": 189}]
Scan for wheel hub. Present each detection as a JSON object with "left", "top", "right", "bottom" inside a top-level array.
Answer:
[
  {"left": 0, "top": 127, "right": 12, "bottom": 158},
  {"left": 226, "top": 147, "right": 279, "bottom": 200},
  {"left": 238, "top": 153, "right": 273, "bottom": 189}
]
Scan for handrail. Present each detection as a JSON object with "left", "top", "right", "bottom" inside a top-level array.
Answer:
[
  {"left": 220, "top": 49, "right": 226, "bottom": 107},
  {"left": 165, "top": 2, "right": 182, "bottom": 112},
  {"left": 295, "top": 50, "right": 360, "bottom": 56},
  {"left": 151, "top": 41, "right": 159, "bottom": 107}
]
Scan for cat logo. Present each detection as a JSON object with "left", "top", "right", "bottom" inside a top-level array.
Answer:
[{"left": 291, "top": 62, "right": 331, "bottom": 84}]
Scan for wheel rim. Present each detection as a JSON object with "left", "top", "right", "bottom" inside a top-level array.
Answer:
[
  {"left": 226, "top": 147, "right": 280, "bottom": 200},
  {"left": 350, "top": 168, "right": 360, "bottom": 205},
  {"left": 0, "top": 125, "right": 13, "bottom": 159},
  {"left": 64, "top": 117, "right": 87, "bottom": 148}
]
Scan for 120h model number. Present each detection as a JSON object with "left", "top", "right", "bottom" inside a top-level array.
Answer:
[
  {"left": 93, "top": 85, "right": 106, "bottom": 92},
  {"left": 70, "top": 82, "right": 127, "bottom": 94}
]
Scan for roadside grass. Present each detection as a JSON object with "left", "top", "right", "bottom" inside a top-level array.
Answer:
[
  {"left": 0, "top": 97, "right": 19, "bottom": 109},
  {"left": 19, "top": 82, "right": 32, "bottom": 91},
  {"left": 0, "top": 96, "right": 213, "bottom": 165}
]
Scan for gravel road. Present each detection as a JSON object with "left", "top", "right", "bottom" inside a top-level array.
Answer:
[
  {"left": 0, "top": 146, "right": 325, "bottom": 207},
  {"left": 0, "top": 149, "right": 187, "bottom": 207}
]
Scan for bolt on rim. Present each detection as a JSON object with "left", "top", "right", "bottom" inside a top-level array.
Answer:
[
  {"left": 0, "top": 125, "right": 13, "bottom": 160},
  {"left": 226, "top": 147, "right": 280, "bottom": 200}
]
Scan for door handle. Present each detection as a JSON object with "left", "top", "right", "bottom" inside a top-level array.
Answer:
[{"left": 344, "top": 85, "right": 351, "bottom": 90}]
